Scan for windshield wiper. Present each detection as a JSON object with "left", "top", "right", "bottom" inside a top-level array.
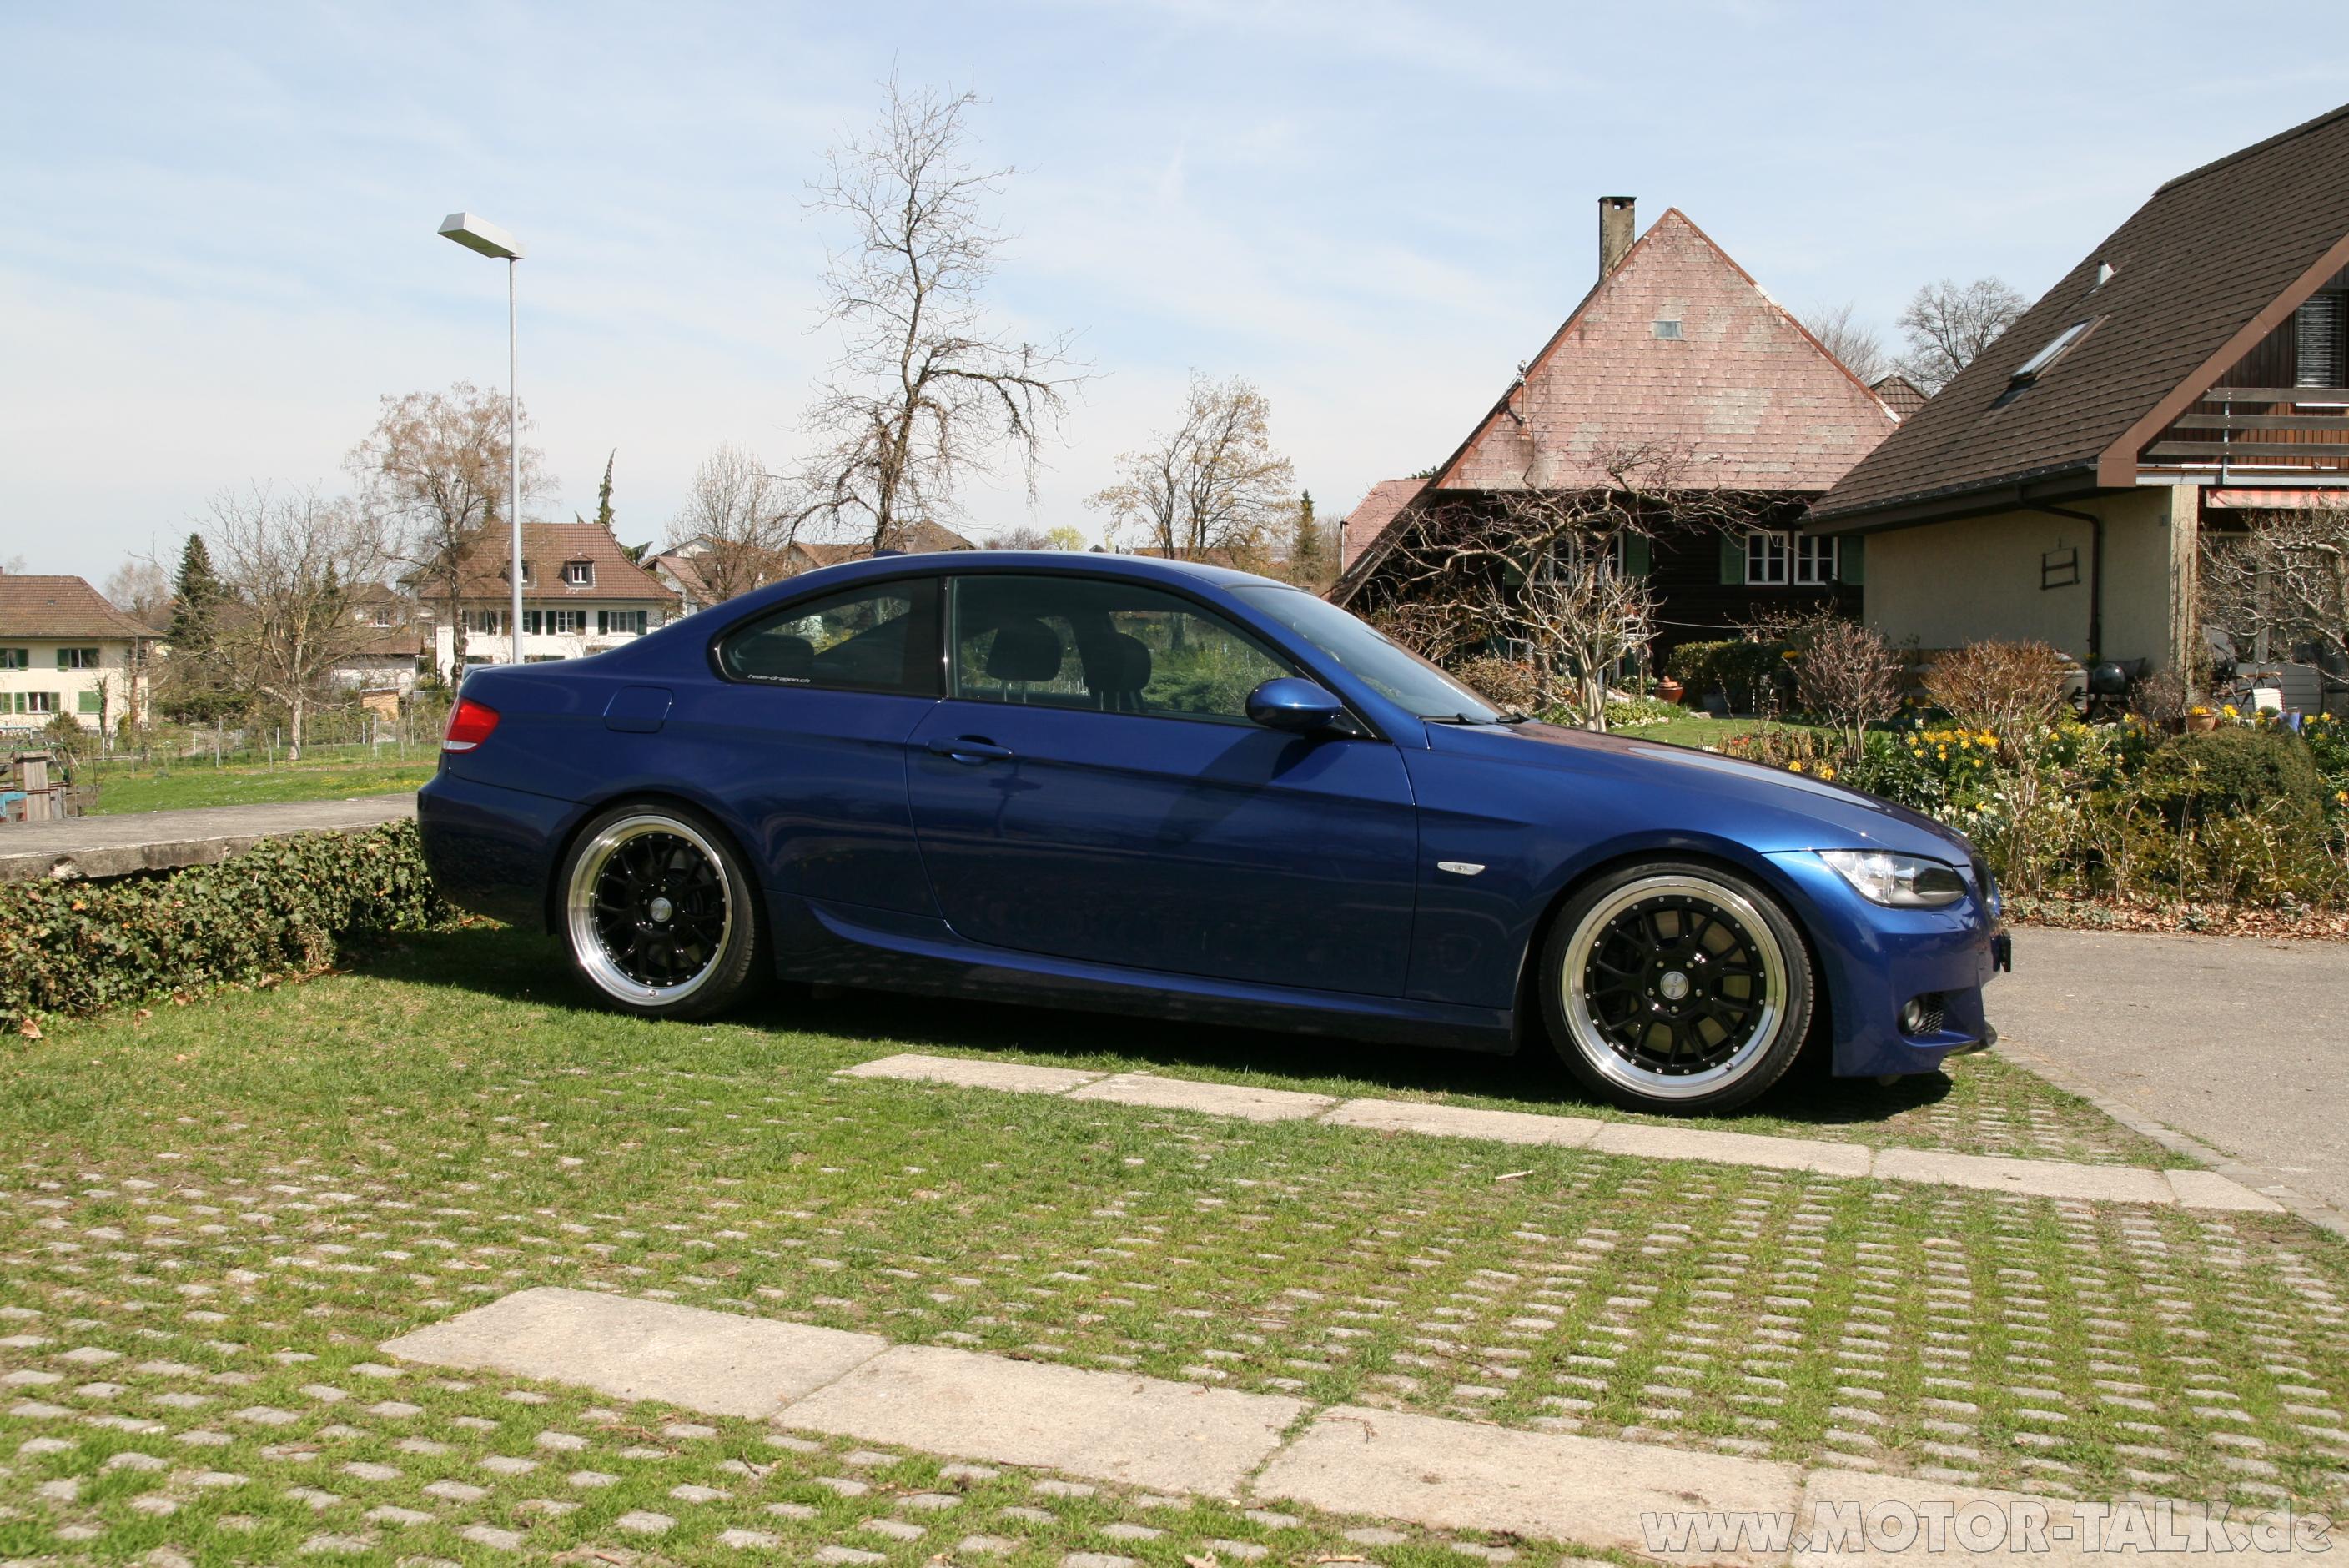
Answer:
[{"left": 1426, "top": 711, "right": 1528, "bottom": 726}]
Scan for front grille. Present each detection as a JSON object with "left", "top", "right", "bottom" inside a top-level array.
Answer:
[{"left": 1906, "top": 994, "right": 1947, "bottom": 1036}]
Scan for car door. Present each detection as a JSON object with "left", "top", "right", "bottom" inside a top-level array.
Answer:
[
  {"left": 904, "top": 571, "right": 1417, "bottom": 995},
  {"left": 688, "top": 575, "right": 943, "bottom": 915}
]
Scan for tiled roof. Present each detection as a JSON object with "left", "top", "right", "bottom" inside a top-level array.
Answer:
[
  {"left": 1339, "top": 480, "right": 1425, "bottom": 568},
  {"left": 789, "top": 520, "right": 978, "bottom": 570},
  {"left": 1869, "top": 374, "right": 1930, "bottom": 420},
  {"left": 453, "top": 523, "right": 678, "bottom": 605},
  {"left": 1813, "top": 101, "right": 2349, "bottom": 523},
  {"left": 0, "top": 575, "right": 162, "bottom": 640},
  {"left": 646, "top": 551, "right": 713, "bottom": 603},
  {"left": 1438, "top": 209, "right": 1899, "bottom": 494}
]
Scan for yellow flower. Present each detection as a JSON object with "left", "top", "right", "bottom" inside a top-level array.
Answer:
[
  {"left": 2223, "top": 705, "right": 2238, "bottom": 719},
  {"left": 1788, "top": 761, "right": 1805, "bottom": 773},
  {"left": 1819, "top": 766, "right": 1837, "bottom": 780}
]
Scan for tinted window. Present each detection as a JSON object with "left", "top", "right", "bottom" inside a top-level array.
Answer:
[
  {"left": 951, "top": 575, "right": 1293, "bottom": 724},
  {"left": 719, "top": 579, "right": 939, "bottom": 695},
  {"left": 1230, "top": 584, "right": 1505, "bottom": 721}
]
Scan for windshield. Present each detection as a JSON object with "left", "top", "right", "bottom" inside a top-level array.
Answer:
[{"left": 1232, "top": 585, "right": 1507, "bottom": 723}]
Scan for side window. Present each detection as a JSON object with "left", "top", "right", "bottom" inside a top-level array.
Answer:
[
  {"left": 950, "top": 575, "right": 1295, "bottom": 724},
  {"left": 718, "top": 579, "right": 939, "bottom": 695}
]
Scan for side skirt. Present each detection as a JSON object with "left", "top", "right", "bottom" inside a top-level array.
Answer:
[{"left": 768, "top": 894, "right": 1517, "bottom": 1054}]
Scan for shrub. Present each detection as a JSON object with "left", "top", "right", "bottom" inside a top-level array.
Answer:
[
  {"left": 0, "top": 822, "right": 450, "bottom": 1029},
  {"left": 1795, "top": 619, "right": 1902, "bottom": 761},
  {"left": 1923, "top": 640, "right": 2070, "bottom": 749},
  {"left": 1667, "top": 638, "right": 1793, "bottom": 714},
  {"left": 1451, "top": 656, "right": 1547, "bottom": 716},
  {"left": 2145, "top": 726, "right": 2326, "bottom": 821},
  {"left": 1722, "top": 726, "right": 1836, "bottom": 776}
]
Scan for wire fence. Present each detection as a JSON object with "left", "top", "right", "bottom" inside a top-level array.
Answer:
[{"left": 3, "top": 695, "right": 454, "bottom": 777}]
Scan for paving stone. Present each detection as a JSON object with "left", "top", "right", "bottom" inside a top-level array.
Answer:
[
  {"left": 615, "top": 1510, "right": 673, "bottom": 1535},
  {"left": 812, "top": 1549, "right": 885, "bottom": 1565},
  {"left": 780, "top": 1341, "right": 1304, "bottom": 1494},
  {"left": 1871, "top": 1149, "right": 2174, "bottom": 1204},
  {"left": 1587, "top": 1123, "right": 1874, "bottom": 1177},
  {"left": 363, "top": 1506, "right": 432, "bottom": 1526},
  {"left": 381, "top": 1285, "right": 887, "bottom": 1419},
  {"left": 1258, "top": 1404, "right": 1800, "bottom": 1565},
  {"left": 1065, "top": 1072, "right": 1338, "bottom": 1123},
  {"left": 837, "top": 1053, "right": 1102, "bottom": 1094},
  {"left": 1323, "top": 1098, "right": 1602, "bottom": 1147},
  {"left": 2167, "top": 1169, "right": 2287, "bottom": 1213},
  {"left": 458, "top": 1525, "right": 526, "bottom": 1550},
  {"left": 718, "top": 1530, "right": 781, "bottom": 1549}
]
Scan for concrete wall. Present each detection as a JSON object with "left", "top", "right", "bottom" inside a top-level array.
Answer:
[{"left": 1860, "top": 485, "right": 2196, "bottom": 671}]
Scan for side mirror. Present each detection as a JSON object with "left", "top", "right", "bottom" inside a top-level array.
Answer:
[{"left": 1246, "top": 677, "right": 1346, "bottom": 734}]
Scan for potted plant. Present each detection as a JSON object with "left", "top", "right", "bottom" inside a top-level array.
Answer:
[
  {"left": 2186, "top": 705, "right": 2218, "bottom": 733},
  {"left": 1655, "top": 676, "right": 1685, "bottom": 704}
]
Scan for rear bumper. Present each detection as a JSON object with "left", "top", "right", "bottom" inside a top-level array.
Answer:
[
  {"left": 416, "top": 768, "right": 581, "bottom": 930},
  {"left": 1764, "top": 850, "right": 2005, "bottom": 1079}
]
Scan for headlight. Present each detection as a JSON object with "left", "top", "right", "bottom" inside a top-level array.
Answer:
[{"left": 1818, "top": 850, "right": 1968, "bottom": 908}]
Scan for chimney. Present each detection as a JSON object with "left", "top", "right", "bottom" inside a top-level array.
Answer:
[{"left": 1599, "top": 196, "right": 1637, "bottom": 279}]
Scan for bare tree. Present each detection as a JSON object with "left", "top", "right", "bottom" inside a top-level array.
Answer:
[
  {"left": 1089, "top": 374, "right": 1295, "bottom": 562},
  {"left": 1804, "top": 302, "right": 1890, "bottom": 384},
  {"left": 666, "top": 446, "right": 798, "bottom": 605},
  {"left": 103, "top": 558, "right": 173, "bottom": 627},
  {"left": 204, "top": 485, "right": 388, "bottom": 760},
  {"left": 988, "top": 523, "right": 1086, "bottom": 550},
  {"left": 799, "top": 78, "right": 1081, "bottom": 552},
  {"left": 1896, "top": 277, "right": 2028, "bottom": 391},
  {"left": 1795, "top": 618, "right": 1903, "bottom": 761},
  {"left": 0, "top": 554, "right": 23, "bottom": 575},
  {"left": 2202, "top": 507, "right": 2349, "bottom": 671},
  {"left": 1360, "top": 445, "right": 1727, "bottom": 730},
  {"left": 348, "top": 384, "right": 546, "bottom": 672}
]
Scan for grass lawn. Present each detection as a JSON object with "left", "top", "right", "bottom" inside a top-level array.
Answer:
[
  {"left": 6, "top": 920, "right": 2346, "bottom": 1567},
  {"left": 1609, "top": 711, "right": 1825, "bottom": 751},
  {"left": 80, "top": 757, "right": 435, "bottom": 816}
]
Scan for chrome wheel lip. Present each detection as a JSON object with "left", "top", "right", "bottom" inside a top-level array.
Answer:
[
  {"left": 1561, "top": 874, "right": 1788, "bottom": 1101},
  {"left": 565, "top": 813, "right": 733, "bottom": 1006}
]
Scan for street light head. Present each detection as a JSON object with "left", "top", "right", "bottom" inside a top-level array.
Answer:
[{"left": 438, "top": 211, "right": 524, "bottom": 260}]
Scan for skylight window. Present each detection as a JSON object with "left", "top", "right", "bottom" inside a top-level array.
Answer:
[{"left": 2010, "top": 320, "right": 2093, "bottom": 384}]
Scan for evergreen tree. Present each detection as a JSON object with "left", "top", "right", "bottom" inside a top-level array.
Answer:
[
  {"left": 1289, "top": 491, "right": 1326, "bottom": 588},
  {"left": 593, "top": 450, "right": 616, "bottom": 531},
  {"left": 167, "top": 532, "right": 224, "bottom": 651}
]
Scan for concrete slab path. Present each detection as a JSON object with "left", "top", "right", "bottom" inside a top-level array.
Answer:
[
  {"left": 0, "top": 792, "right": 415, "bottom": 882},
  {"left": 837, "top": 1053, "right": 2283, "bottom": 1212}
]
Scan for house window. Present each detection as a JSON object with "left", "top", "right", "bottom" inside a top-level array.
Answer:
[
  {"left": 2009, "top": 320, "right": 2092, "bottom": 384},
  {"left": 1745, "top": 530, "right": 1791, "bottom": 585},
  {"left": 563, "top": 560, "right": 595, "bottom": 586},
  {"left": 523, "top": 610, "right": 587, "bottom": 636},
  {"left": 7, "top": 692, "right": 60, "bottom": 715},
  {"left": 1793, "top": 535, "right": 1840, "bottom": 586},
  {"left": 500, "top": 562, "right": 536, "bottom": 586},
  {"left": 2296, "top": 294, "right": 2344, "bottom": 389},
  {"left": 1652, "top": 319, "right": 1683, "bottom": 340},
  {"left": 462, "top": 610, "right": 506, "bottom": 635},
  {"left": 598, "top": 610, "right": 648, "bottom": 636},
  {"left": 57, "top": 647, "right": 100, "bottom": 671},
  {"left": 0, "top": 648, "right": 25, "bottom": 671}
]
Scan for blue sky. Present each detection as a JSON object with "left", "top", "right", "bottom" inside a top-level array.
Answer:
[{"left": 7, "top": 1, "right": 2349, "bottom": 585}]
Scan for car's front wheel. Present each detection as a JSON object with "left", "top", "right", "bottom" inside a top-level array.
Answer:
[
  {"left": 1539, "top": 860, "right": 1813, "bottom": 1114},
  {"left": 560, "top": 803, "right": 763, "bottom": 1021}
]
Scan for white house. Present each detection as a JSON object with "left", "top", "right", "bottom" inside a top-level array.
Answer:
[
  {"left": 428, "top": 522, "right": 681, "bottom": 678},
  {"left": 0, "top": 574, "right": 163, "bottom": 736}
]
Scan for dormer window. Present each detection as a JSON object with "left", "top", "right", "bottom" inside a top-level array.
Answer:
[
  {"left": 2009, "top": 319, "right": 2094, "bottom": 385},
  {"left": 563, "top": 560, "right": 595, "bottom": 587},
  {"left": 502, "top": 562, "right": 536, "bottom": 586}
]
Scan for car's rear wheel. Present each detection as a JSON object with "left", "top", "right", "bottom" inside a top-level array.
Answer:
[
  {"left": 560, "top": 804, "right": 762, "bottom": 1020},
  {"left": 1539, "top": 861, "right": 1813, "bottom": 1114}
]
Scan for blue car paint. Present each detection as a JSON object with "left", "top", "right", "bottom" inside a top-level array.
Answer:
[{"left": 418, "top": 550, "right": 2001, "bottom": 1077}]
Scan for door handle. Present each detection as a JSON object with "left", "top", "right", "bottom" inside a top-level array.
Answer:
[{"left": 927, "top": 736, "right": 1015, "bottom": 765}]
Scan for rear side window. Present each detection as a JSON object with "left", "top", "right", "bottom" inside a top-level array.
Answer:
[
  {"left": 949, "top": 574, "right": 1294, "bottom": 724},
  {"left": 717, "top": 579, "right": 940, "bottom": 695}
]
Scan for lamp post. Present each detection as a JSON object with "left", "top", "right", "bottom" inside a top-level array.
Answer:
[{"left": 437, "top": 211, "right": 526, "bottom": 666}]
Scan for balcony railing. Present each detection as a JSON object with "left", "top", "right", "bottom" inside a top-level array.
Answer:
[{"left": 2144, "top": 387, "right": 2349, "bottom": 475}]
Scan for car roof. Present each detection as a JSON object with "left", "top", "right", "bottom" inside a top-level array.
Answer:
[{"left": 767, "top": 550, "right": 1295, "bottom": 596}]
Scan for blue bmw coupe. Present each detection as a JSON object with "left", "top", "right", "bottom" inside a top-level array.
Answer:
[{"left": 418, "top": 551, "right": 2007, "bottom": 1113}]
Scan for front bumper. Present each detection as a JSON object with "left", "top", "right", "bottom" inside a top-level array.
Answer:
[{"left": 1764, "top": 850, "right": 2006, "bottom": 1079}]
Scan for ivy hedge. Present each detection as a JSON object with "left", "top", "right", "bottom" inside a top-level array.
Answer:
[{"left": 1, "top": 821, "right": 450, "bottom": 1030}]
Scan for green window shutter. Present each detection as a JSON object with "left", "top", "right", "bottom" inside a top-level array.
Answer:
[
  {"left": 1719, "top": 533, "right": 1747, "bottom": 585},
  {"left": 56, "top": 648, "right": 69, "bottom": 670},
  {"left": 78, "top": 690, "right": 102, "bottom": 714},
  {"left": 1840, "top": 535, "right": 1865, "bottom": 586},
  {"left": 1623, "top": 535, "right": 1652, "bottom": 577}
]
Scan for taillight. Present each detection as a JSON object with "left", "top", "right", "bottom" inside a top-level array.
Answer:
[{"left": 442, "top": 696, "right": 500, "bottom": 752}]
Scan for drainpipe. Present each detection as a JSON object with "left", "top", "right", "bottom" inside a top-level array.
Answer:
[{"left": 2030, "top": 502, "right": 2105, "bottom": 666}]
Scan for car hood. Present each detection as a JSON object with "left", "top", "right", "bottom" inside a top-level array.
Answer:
[{"left": 1424, "top": 720, "right": 1975, "bottom": 862}]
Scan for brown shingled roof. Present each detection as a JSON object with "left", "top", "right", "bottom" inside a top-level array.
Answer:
[
  {"left": 1869, "top": 373, "right": 1930, "bottom": 420},
  {"left": 1813, "top": 101, "right": 2349, "bottom": 525},
  {"left": 0, "top": 575, "right": 162, "bottom": 640},
  {"left": 453, "top": 523, "right": 678, "bottom": 605}
]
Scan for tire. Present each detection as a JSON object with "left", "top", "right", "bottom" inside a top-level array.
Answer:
[
  {"left": 1537, "top": 859, "right": 1813, "bottom": 1115},
  {"left": 558, "top": 802, "right": 764, "bottom": 1021}
]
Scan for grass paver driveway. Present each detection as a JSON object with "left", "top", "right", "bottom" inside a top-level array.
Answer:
[{"left": 3, "top": 925, "right": 2345, "bottom": 1565}]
